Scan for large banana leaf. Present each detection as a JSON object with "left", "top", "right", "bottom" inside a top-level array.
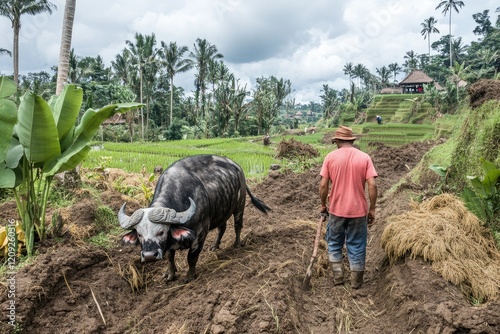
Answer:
[
  {"left": 0, "top": 99, "right": 17, "bottom": 162},
  {"left": 49, "top": 85, "right": 83, "bottom": 141},
  {"left": 461, "top": 187, "right": 489, "bottom": 223},
  {"left": 43, "top": 102, "right": 142, "bottom": 176},
  {"left": 0, "top": 162, "right": 16, "bottom": 188},
  {"left": 17, "top": 94, "right": 61, "bottom": 163},
  {"left": 6, "top": 138, "right": 23, "bottom": 169},
  {"left": 0, "top": 77, "right": 17, "bottom": 98}
]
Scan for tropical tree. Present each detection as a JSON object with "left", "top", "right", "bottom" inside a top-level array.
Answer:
[
  {"left": 190, "top": 38, "right": 223, "bottom": 123},
  {"left": 0, "top": 48, "right": 12, "bottom": 56},
  {"left": 388, "top": 62, "right": 402, "bottom": 85},
  {"left": 112, "top": 49, "right": 132, "bottom": 85},
  {"left": 56, "top": 0, "right": 76, "bottom": 95},
  {"left": 472, "top": 9, "right": 493, "bottom": 37},
  {"left": 252, "top": 76, "right": 291, "bottom": 135},
  {"left": 403, "top": 50, "right": 418, "bottom": 73},
  {"left": 421, "top": 16, "right": 440, "bottom": 56},
  {"left": 0, "top": 0, "right": 57, "bottom": 84},
  {"left": 125, "top": 33, "right": 158, "bottom": 140},
  {"left": 436, "top": 0, "right": 465, "bottom": 67},
  {"left": 352, "top": 63, "right": 367, "bottom": 89},
  {"left": 343, "top": 62, "right": 355, "bottom": 102},
  {"left": 375, "top": 66, "right": 391, "bottom": 87},
  {"left": 450, "top": 61, "right": 469, "bottom": 99},
  {"left": 320, "top": 84, "right": 338, "bottom": 120},
  {"left": 159, "top": 41, "right": 193, "bottom": 126},
  {"left": 343, "top": 62, "right": 354, "bottom": 85},
  {"left": 0, "top": 76, "right": 142, "bottom": 255}
]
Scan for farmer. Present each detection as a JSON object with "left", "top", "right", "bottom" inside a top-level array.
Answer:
[
  {"left": 376, "top": 115, "right": 382, "bottom": 125},
  {"left": 319, "top": 126, "right": 378, "bottom": 289}
]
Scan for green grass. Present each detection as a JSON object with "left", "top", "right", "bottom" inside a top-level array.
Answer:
[{"left": 85, "top": 133, "right": 334, "bottom": 181}]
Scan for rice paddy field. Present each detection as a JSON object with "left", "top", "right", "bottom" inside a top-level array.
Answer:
[
  {"left": 84, "top": 119, "right": 451, "bottom": 180},
  {"left": 84, "top": 133, "right": 332, "bottom": 181}
]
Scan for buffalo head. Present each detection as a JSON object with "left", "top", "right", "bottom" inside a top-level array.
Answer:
[{"left": 118, "top": 198, "right": 196, "bottom": 262}]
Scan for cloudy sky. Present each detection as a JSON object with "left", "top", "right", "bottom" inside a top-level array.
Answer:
[{"left": 0, "top": 0, "right": 498, "bottom": 103}]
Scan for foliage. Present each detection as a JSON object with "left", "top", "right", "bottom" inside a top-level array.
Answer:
[
  {"left": 461, "top": 159, "right": 500, "bottom": 231},
  {"left": 447, "top": 100, "right": 500, "bottom": 190},
  {"left": 0, "top": 76, "right": 142, "bottom": 256}
]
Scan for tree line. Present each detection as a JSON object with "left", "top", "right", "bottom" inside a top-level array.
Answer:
[{"left": 1, "top": 1, "right": 500, "bottom": 141}]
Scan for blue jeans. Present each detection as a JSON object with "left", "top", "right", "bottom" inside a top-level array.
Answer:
[{"left": 325, "top": 214, "right": 368, "bottom": 271}]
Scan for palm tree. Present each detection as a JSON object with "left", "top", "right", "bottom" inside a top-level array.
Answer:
[
  {"left": 56, "top": 0, "right": 76, "bottom": 95},
  {"left": 375, "top": 66, "right": 391, "bottom": 87},
  {"left": 126, "top": 33, "right": 158, "bottom": 140},
  {"left": 352, "top": 63, "right": 367, "bottom": 89},
  {"left": 420, "top": 16, "right": 440, "bottom": 56},
  {"left": 190, "top": 38, "right": 223, "bottom": 120},
  {"left": 0, "top": 0, "right": 57, "bottom": 84},
  {"left": 112, "top": 49, "right": 132, "bottom": 85},
  {"left": 159, "top": 41, "right": 193, "bottom": 126},
  {"left": 403, "top": 50, "right": 418, "bottom": 73},
  {"left": 343, "top": 62, "right": 354, "bottom": 84},
  {"left": 343, "top": 62, "right": 354, "bottom": 102},
  {"left": 388, "top": 63, "right": 402, "bottom": 85},
  {"left": 436, "top": 0, "right": 465, "bottom": 67},
  {"left": 0, "top": 48, "right": 12, "bottom": 56}
]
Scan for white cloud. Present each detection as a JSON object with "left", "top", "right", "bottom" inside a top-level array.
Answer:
[{"left": 0, "top": 0, "right": 498, "bottom": 103}]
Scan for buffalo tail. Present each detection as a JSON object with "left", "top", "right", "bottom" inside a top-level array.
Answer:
[{"left": 246, "top": 187, "right": 271, "bottom": 214}]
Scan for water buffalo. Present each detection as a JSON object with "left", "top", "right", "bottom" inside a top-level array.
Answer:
[{"left": 118, "top": 154, "right": 271, "bottom": 283}]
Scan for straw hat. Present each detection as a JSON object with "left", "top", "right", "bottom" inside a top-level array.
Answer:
[{"left": 332, "top": 126, "right": 357, "bottom": 141}]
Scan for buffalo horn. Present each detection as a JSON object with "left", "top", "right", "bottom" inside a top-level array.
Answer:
[
  {"left": 118, "top": 203, "right": 145, "bottom": 229},
  {"left": 149, "top": 197, "right": 196, "bottom": 225}
]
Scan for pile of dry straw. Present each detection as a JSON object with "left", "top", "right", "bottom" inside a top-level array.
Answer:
[{"left": 382, "top": 193, "right": 500, "bottom": 300}]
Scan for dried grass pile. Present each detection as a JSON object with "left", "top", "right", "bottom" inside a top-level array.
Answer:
[
  {"left": 275, "top": 138, "right": 319, "bottom": 159},
  {"left": 382, "top": 193, "right": 500, "bottom": 301}
]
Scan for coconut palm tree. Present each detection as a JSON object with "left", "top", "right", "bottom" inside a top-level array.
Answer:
[
  {"left": 0, "top": 0, "right": 57, "bottom": 84},
  {"left": 388, "top": 63, "right": 402, "bottom": 85},
  {"left": 375, "top": 66, "right": 391, "bottom": 87},
  {"left": 56, "top": 0, "right": 76, "bottom": 95},
  {"left": 0, "top": 48, "right": 12, "bottom": 56},
  {"left": 126, "top": 33, "right": 158, "bottom": 140},
  {"left": 190, "top": 38, "right": 223, "bottom": 120},
  {"left": 421, "top": 16, "right": 440, "bottom": 56},
  {"left": 343, "top": 62, "right": 354, "bottom": 85},
  {"left": 159, "top": 41, "right": 193, "bottom": 127},
  {"left": 403, "top": 50, "right": 418, "bottom": 73},
  {"left": 111, "top": 49, "right": 132, "bottom": 85},
  {"left": 352, "top": 63, "right": 367, "bottom": 89},
  {"left": 436, "top": 0, "right": 465, "bottom": 67}
]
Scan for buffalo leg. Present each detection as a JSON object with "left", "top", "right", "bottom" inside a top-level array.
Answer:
[
  {"left": 233, "top": 211, "right": 243, "bottom": 248},
  {"left": 164, "top": 250, "right": 177, "bottom": 281},
  {"left": 210, "top": 221, "right": 227, "bottom": 250},
  {"left": 183, "top": 246, "right": 203, "bottom": 283}
]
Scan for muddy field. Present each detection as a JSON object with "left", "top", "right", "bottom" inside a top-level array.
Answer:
[{"left": 1, "top": 139, "right": 499, "bottom": 334}]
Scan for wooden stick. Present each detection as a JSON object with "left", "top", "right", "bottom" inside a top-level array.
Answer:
[{"left": 302, "top": 215, "right": 325, "bottom": 290}]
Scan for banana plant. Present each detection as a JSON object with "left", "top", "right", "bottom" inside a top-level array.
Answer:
[
  {"left": 0, "top": 76, "right": 143, "bottom": 256},
  {"left": 461, "top": 158, "right": 500, "bottom": 227}
]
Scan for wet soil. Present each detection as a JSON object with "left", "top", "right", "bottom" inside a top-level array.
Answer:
[{"left": 1, "top": 140, "right": 499, "bottom": 334}]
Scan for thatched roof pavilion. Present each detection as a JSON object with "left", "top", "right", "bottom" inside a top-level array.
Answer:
[{"left": 399, "top": 69, "right": 443, "bottom": 93}]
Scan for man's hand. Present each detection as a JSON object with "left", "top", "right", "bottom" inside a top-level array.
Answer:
[
  {"left": 368, "top": 208, "right": 376, "bottom": 225},
  {"left": 320, "top": 205, "right": 329, "bottom": 218}
]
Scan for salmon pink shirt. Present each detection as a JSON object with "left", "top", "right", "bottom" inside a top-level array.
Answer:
[{"left": 320, "top": 147, "right": 378, "bottom": 218}]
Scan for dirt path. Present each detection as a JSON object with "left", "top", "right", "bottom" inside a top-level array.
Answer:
[{"left": 1, "top": 140, "right": 499, "bottom": 333}]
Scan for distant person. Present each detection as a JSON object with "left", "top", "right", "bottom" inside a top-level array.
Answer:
[
  {"left": 319, "top": 126, "right": 378, "bottom": 289},
  {"left": 376, "top": 115, "right": 382, "bottom": 125}
]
